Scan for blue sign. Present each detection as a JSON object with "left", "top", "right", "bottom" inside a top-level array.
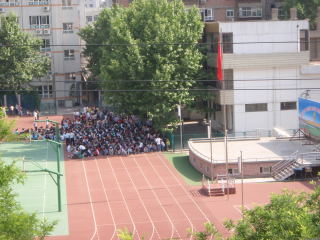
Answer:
[{"left": 299, "top": 97, "right": 320, "bottom": 140}]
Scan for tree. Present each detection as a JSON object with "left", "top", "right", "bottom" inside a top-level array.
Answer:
[
  {"left": 80, "top": 0, "right": 204, "bottom": 130},
  {"left": 283, "top": 0, "right": 320, "bottom": 30},
  {"left": 188, "top": 222, "right": 221, "bottom": 240},
  {"left": 0, "top": 13, "right": 50, "bottom": 91},
  {"left": 0, "top": 160, "right": 56, "bottom": 240},
  {"left": 224, "top": 186, "right": 320, "bottom": 240}
]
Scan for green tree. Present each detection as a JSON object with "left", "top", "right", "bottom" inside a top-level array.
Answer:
[
  {"left": 224, "top": 187, "right": 320, "bottom": 240},
  {"left": 188, "top": 222, "right": 221, "bottom": 240},
  {"left": 0, "top": 13, "right": 50, "bottom": 91},
  {"left": 283, "top": 0, "right": 320, "bottom": 30},
  {"left": 80, "top": 0, "right": 204, "bottom": 130},
  {"left": 0, "top": 160, "right": 56, "bottom": 240}
]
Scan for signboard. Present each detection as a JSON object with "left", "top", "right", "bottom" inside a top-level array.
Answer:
[{"left": 298, "top": 97, "right": 320, "bottom": 141}]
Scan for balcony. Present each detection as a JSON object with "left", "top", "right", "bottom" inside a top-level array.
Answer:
[
  {"left": 0, "top": 1, "right": 19, "bottom": 6},
  {"left": 28, "top": 1, "right": 49, "bottom": 5},
  {"left": 30, "top": 24, "right": 50, "bottom": 29}
]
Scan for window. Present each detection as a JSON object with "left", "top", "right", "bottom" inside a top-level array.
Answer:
[
  {"left": 41, "top": 39, "right": 50, "bottom": 51},
  {"left": 281, "top": 102, "right": 296, "bottom": 110},
  {"left": 38, "top": 85, "right": 53, "bottom": 98},
  {"left": 260, "top": 166, "right": 271, "bottom": 174},
  {"left": 300, "top": 29, "right": 309, "bottom": 51},
  {"left": 29, "top": 15, "right": 49, "bottom": 28},
  {"left": 226, "top": 9, "right": 234, "bottom": 18},
  {"left": 245, "top": 103, "right": 268, "bottom": 112},
  {"left": 63, "top": 23, "right": 73, "bottom": 33},
  {"left": 64, "top": 49, "right": 75, "bottom": 60},
  {"left": 65, "top": 72, "right": 76, "bottom": 81},
  {"left": 0, "top": 0, "right": 19, "bottom": 6},
  {"left": 94, "top": 15, "right": 98, "bottom": 21},
  {"left": 239, "top": 7, "right": 262, "bottom": 18},
  {"left": 224, "top": 69, "right": 233, "bottom": 90},
  {"left": 222, "top": 32, "right": 233, "bottom": 53},
  {"left": 228, "top": 168, "right": 239, "bottom": 175},
  {"left": 86, "top": 16, "right": 93, "bottom": 23},
  {"left": 28, "top": 0, "right": 48, "bottom": 5},
  {"left": 200, "top": 8, "right": 213, "bottom": 22},
  {"left": 62, "top": 0, "right": 71, "bottom": 7}
]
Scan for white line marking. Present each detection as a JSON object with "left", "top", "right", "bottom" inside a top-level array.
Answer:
[
  {"left": 120, "top": 155, "right": 160, "bottom": 240},
  {"left": 142, "top": 154, "right": 195, "bottom": 239},
  {"left": 105, "top": 156, "right": 139, "bottom": 239},
  {"left": 94, "top": 158, "right": 117, "bottom": 240},
  {"left": 131, "top": 155, "right": 179, "bottom": 239},
  {"left": 155, "top": 153, "right": 214, "bottom": 239},
  {"left": 81, "top": 160, "right": 98, "bottom": 240}
]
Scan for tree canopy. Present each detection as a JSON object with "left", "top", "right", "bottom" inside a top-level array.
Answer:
[
  {"left": 225, "top": 184, "right": 320, "bottom": 240},
  {"left": 283, "top": 0, "right": 320, "bottom": 30},
  {"left": 0, "top": 13, "right": 50, "bottom": 91},
  {"left": 80, "top": 0, "right": 204, "bottom": 129}
]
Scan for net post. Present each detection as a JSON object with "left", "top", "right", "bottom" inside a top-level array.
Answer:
[{"left": 57, "top": 174, "right": 61, "bottom": 212}]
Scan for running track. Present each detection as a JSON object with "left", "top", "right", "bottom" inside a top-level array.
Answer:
[{"left": 49, "top": 152, "right": 220, "bottom": 240}]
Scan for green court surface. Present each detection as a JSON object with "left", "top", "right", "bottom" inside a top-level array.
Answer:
[
  {"left": 164, "top": 152, "right": 209, "bottom": 186},
  {"left": 0, "top": 141, "right": 68, "bottom": 236}
]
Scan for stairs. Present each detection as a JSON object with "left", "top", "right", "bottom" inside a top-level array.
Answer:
[
  {"left": 207, "top": 188, "right": 225, "bottom": 196},
  {"left": 272, "top": 152, "right": 301, "bottom": 181}
]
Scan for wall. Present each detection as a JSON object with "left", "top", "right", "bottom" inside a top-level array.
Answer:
[{"left": 189, "top": 150, "right": 277, "bottom": 178}]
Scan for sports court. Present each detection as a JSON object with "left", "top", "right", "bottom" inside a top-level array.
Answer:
[
  {"left": 4, "top": 116, "right": 316, "bottom": 239},
  {"left": 0, "top": 140, "right": 68, "bottom": 236}
]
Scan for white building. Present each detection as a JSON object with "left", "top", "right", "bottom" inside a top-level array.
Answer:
[
  {"left": 0, "top": 0, "right": 111, "bottom": 113},
  {"left": 206, "top": 17, "right": 320, "bottom": 136}
]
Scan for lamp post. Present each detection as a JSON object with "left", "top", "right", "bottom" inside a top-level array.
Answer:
[{"left": 207, "top": 120, "right": 213, "bottom": 181}]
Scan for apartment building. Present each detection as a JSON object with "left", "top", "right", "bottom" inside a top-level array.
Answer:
[
  {"left": 205, "top": 9, "right": 320, "bottom": 135},
  {"left": 112, "top": 0, "right": 284, "bottom": 22}
]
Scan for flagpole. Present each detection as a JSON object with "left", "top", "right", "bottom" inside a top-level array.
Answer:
[{"left": 219, "top": 30, "right": 229, "bottom": 200}]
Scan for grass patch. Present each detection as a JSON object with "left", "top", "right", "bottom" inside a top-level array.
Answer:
[{"left": 164, "top": 152, "right": 208, "bottom": 186}]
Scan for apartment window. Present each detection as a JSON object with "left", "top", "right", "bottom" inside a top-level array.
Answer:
[
  {"left": 222, "top": 32, "right": 233, "bottom": 53},
  {"left": 41, "top": 39, "right": 50, "bottom": 51},
  {"left": 38, "top": 85, "right": 53, "bottom": 98},
  {"left": 86, "top": 16, "right": 93, "bottom": 23},
  {"left": 29, "top": 15, "right": 49, "bottom": 28},
  {"left": 239, "top": 7, "right": 262, "bottom": 18},
  {"left": 260, "top": 166, "right": 271, "bottom": 174},
  {"left": 64, "top": 50, "right": 75, "bottom": 60},
  {"left": 63, "top": 23, "right": 73, "bottom": 33},
  {"left": 0, "top": 0, "right": 19, "bottom": 6},
  {"left": 280, "top": 101, "right": 296, "bottom": 110},
  {"left": 28, "top": 0, "right": 48, "bottom": 5},
  {"left": 245, "top": 103, "right": 268, "bottom": 112},
  {"left": 226, "top": 9, "right": 234, "bottom": 17},
  {"left": 62, "top": 0, "right": 71, "bottom": 7},
  {"left": 65, "top": 72, "right": 76, "bottom": 81},
  {"left": 300, "top": 29, "right": 309, "bottom": 51},
  {"left": 224, "top": 69, "right": 233, "bottom": 90},
  {"left": 200, "top": 8, "right": 213, "bottom": 22}
]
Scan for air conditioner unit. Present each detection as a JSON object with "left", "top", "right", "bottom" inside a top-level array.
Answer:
[
  {"left": 43, "top": 29, "right": 51, "bottom": 35},
  {"left": 43, "top": 6, "right": 50, "bottom": 12},
  {"left": 45, "top": 52, "right": 52, "bottom": 58},
  {"left": 0, "top": 8, "right": 6, "bottom": 13},
  {"left": 35, "top": 29, "right": 43, "bottom": 35}
]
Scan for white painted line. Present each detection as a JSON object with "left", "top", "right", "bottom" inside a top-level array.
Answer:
[
  {"left": 82, "top": 160, "right": 98, "bottom": 240},
  {"left": 120, "top": 155, "right": 160, "bottom": 240},
  {"left": 132, "top": 154, "right": 179, "bottom": 239},
  {"left": 94, "top": 158, "right": 117, "bottom": 240},
  {"left": 144, "top": 154, "right": 194, "bottom": 240},
  {"left": 105, "top": 156, "right": 139, "bottom": 239}
]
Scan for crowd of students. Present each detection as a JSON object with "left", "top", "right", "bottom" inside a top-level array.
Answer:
[{"left": 24, "top": 107, "right": 168, "bottom": 158}]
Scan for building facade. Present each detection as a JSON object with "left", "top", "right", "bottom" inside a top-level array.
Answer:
[
  {"left": 206, "top": 12, "right": 320, "bottom": 135},
  {"left": 0, "top": 0, "right": 112, "bottom": 113}
]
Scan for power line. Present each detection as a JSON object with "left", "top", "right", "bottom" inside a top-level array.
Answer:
[
  {"left": 2, "top": 88, "right": 320, "bottom": 92},
  {"left": 0, "top": 40, "right": 314, "bottom": 48},
  {"left": 29, "top": 78, "right": 320, "bottom": 83}
]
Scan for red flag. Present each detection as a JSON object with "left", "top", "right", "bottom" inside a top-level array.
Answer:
[{"left": 217, "top": 37, "right": 223, "bottom": 81}]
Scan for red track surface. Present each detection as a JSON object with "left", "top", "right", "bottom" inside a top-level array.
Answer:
[
  {"left": 13, "top": 117, "right": 316, "bottom": 239},
  {"left": 48, "top": 153, "right": 314, "bottom": 240}
]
